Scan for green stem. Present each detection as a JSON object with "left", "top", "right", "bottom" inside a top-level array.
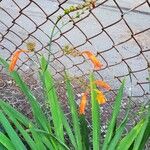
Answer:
[
  {"left": 44, "top": 19, "right": 60, "bottom": 72},
  {"left": 45, "top": 19, "right": 71, "bottom": 72}
]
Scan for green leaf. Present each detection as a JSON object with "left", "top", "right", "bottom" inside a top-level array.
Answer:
[
  {"left": 29, "top": 125, "right": 47, "bottom": 150},
  {"left": 40, "top": 56, "right": 64, "bottom": 143},
  {"left": 137, "top": 120, "right": 150, "bottom": 150},
  {"left": 133, "top": 107, "right": 150, "bottom": 150},
  {"left": 0, "top": 101, "right": 37, "bottom": 150},
  {"left": 39, "top": 136, "right": 54, "bottom": 150},
  {"left": 90, "top": 73, "right": 100, "bottom": 150},
  {"left": 117, "top": 119, "right": 144, "bottom": 150},
  {"left": 0, "top": 56, "right": 51, "bottom": 132},
  {"left": 0, "top": 111, "right": 26, "bottom": 150},
  {"left": 0, "top": 132, "right": 16, "bottom": 150},
  {"left": 133, "top": 120, "right": 150, "bottom": 150},
  {"left": 0, "top": 100, "right": 31, "bottom": 128},
  {"left": 65, "top": 73, "right": 82, "bottom": 150},
  {"left": 59, "top": 110, "right": 77, "bottom": 148},
  {"left": 0, "top": 100, "right": 57, "bottom": 150},
  {"left": 79, "top": 115, "right": 90, "bottom": 150},
  {"left": 40, "top": 56, "right": 76, "bottom": 149},
  {"left": 108, "top": 101, "right": 130, "bottom": 150},
  {"left": 60, "top": 108, "right": 76, "bottom": 148},
  {"left": 30, "top": 129, "right": 70, "bottom": 150},
  {"left": 102, "top": 79, "right": 125, "bottom": 150},
  {"left": 12, "top": 73, "right": 50, "bottom": 131}
]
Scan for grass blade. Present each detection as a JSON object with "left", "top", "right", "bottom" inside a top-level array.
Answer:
[
  {"left": 116, "top": 119, "right": 144, "bottom": 150},
  {"left": 65, "top": 73, "right": 82, "bottom": 150},
  {"left": 133, "top": 119, "right": 149, "bottom": 150},
  {"left": 137, "top": 119, "right": 150, "bottom": 150},
  {"left": 40, "top": 56, "right": 64, "bottom": 142},
  {"left": 29, "top": 125, "right": 47, "bottom": 150},
  {"left": 79, "top": 115, "right": 90, "bottom": 150},
  {"left": 0, "top": 132, "right": 16, "bottom": 150},
  {"left": 0, "top": 101, "right": 37, "bottom": 150},
  {"left": 12, "top": 73, "right": 50, "bottom": 131},
  {"left": 0, "top": 56, "right": 51, "bottom": 132},
  {"left": 40, "top": 136, "right": 54, "bottom": 150},
  {"left": 30, "top": 129, "right": 70, "bottom": 150},
  {"left": 0, "top": 100, "right": 31, "bottom": 127},
  {"left": 0, "top": 111, "right": 26, "bottom": 150},
  {"left": 40, "top": 57, "right": 76, "bottom": 148},
  {"left": 59, "top": 110, "right": 77, "bottom": 148},
  {"left": 102, "top": 79, "right": 125, "bottom": 150},
  {"left": 108, "top": 103, "right": 130, "bottom": 150},
  {"left": 90, "top": 73, "right": 100, "bottom": 150},
  {"left": 1, "top": 100, "right": 55, "bottom": 149},
  {"left": 133, "top": 107, "right": 150, "bottom": 150}
]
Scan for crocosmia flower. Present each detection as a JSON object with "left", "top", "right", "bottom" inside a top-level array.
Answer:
[
  {"left": 9, "top": 49, "right": 29, "bottom": 72},
  {"left": 82, "top": 51, "right": 103, "bottom": 70},
  {"left": 94, "top": 80, "right": 111, "bottom": 91},
  {"left": 79, "top": 92, "right": 87, "bottom": 115},
  {"left": 95, "top": 89, "right": 107, "bottom": 104}
]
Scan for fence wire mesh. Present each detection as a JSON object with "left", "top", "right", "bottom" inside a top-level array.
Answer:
[{"left": 0, "top": 0, "right": 150, "bottom": 141}]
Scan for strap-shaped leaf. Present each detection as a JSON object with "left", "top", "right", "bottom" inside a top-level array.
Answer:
[
  {"left": 0, "top": 132, "right": 16, "bottom": 150},
  {"left": 90, "top": 73, "right": 101, "bottom": 150},
  {"left": 0, "top": 111, "right": 26, "bottom": 150},
  {"left": 102, "top": 80, "right": 125, "bottom": 150},
  {"left": 65, "top": 73, "right": 82, "bottom": 150},
  {"left": 0, "top": 56, "right": 51, "bottom": 132},
  {"left": 117, "top": 119, "right": 144, "bottom": 150}
]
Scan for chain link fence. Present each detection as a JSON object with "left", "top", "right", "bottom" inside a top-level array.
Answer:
[{"left": 0, "top": 0, "right": 150, "bottom": 143}]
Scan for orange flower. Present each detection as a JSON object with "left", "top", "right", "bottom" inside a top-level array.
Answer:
[
  {"left": 82, "top": 51, "right": 103, "bottom": 70},
  {"left": 94, "top": 80, "right": 111, "bottom": 91},
  {"left": 9, "top": 49, "right": 29, "bottom": 72},
  {"left": 79, "top": 93, "right": 87, "bottom": 115},
  {"left": 95, "top": 89, "right": 107, "bottom": 104}
]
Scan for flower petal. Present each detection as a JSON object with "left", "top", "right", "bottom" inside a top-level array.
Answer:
[
  {"left": 95, "top": 89, "right": 107, "bottom": 104},
  {"left": 79, "top": 92, "right": 87, "bottom": 115},
  {"left": 82, "top": 51, "right": 103, "bottom": 70},
  {"left": 9, "top": 49, "right": 29, "bottom": 72},
  {"left": 94, "top": 80, "right": 111, "bottom": 91}
]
